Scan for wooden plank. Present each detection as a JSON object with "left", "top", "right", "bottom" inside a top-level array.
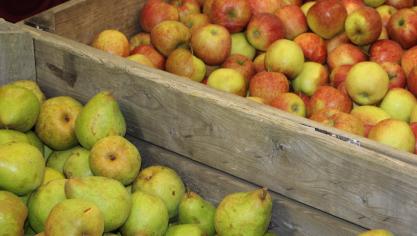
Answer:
[
  {"left": 133, "top": 137, "right": 366, "bottom": 236},
  {"left": 0, "top": 20, "right": 35, "bottom": 85},
  {"left": 22, "top": 25, "right": 417, "bottom": 235},
  {"left": 23, "top": 0, "right": 144, "bottom": 44}
]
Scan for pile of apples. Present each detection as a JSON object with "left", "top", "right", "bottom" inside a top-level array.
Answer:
[
  {"left": 0, "top": 80, "right": 279, "bottom": 236},
  {"left": 91, "top": 0, "right": 417, "bottom": 155}
]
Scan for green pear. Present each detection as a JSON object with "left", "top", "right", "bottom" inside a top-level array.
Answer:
[
  {"left": 10, "top": 80, "right": 45, "bottom": 104},
  {"left": 35, "top": 233, "right": 45, "bottom": 236},
  {"left": 44, "top": 198, "right": 104, "bottom": 236},
  {"left": 0, "top": 191, "right": 28, "bottom": 235},
  {"left": 63, "top": 147, "right": 93, "bottom": 178},
  {"left": 65, "top": 176, "right": 131, "bottom": 232},
  {"left": 179, "top": 191, "right": 216, "bottom": 236},
  {"left": 35, "top": 96, "right": 83, "bottom": 151},
  {"left": 165, "top": 224, "right": 206, "bottom": 236},
  {"left": 0, "top": 129, "right": 29, "bottom": 145},
  {"left": 75, "top": 91, "right": 126, "bottom": 149},
  {"left": 103, "top": 233, "right": 121, "bottom": 236},
  {"left": 28, "top": 179, "right": 66, "bottom": 233},
  {"left": 132, "top": 165, "right": 185, "bottom": 218},
  {"left": 46, "top": 146, "right": 83, "bottom": 173},
  {"left": 121, "top": 191, "right": 169, "bottom": 236},
  {"left": 215, "top": 188, "right": 272, "bottom": 236},
  {"left": 42, "top": 167, "right": 65, "bottom": 185},
  {"left": 24, "top": 222, "right": 37, "bottom": 235},
  {"left": 125, "top": 184, "right": 132, "bottom": 194},
  {"left": 26, "top": 131, "right": 44, "bottom": 154},
  {"left": 0, "top": 84, "right": 40, "bottom": 132},
  {"left": 43, "top": 145, "right": 53, "bottom": 160},
  {"left": 19, "top": 192, "right": 32, "bottom": 205},
  {"left": 0, "top": 142, "right": 45, "bottom": 195},
  {"left": 90, "top": 135, "right": 141, "bottom": 185}
]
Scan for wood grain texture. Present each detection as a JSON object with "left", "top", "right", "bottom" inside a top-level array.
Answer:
[
  {"left": 133, "top": 137, "right": 365, "bottom": 236},
  {"left": 0, "top": 20, "right": 35, "bottom": 85},
  {"left": 21, "top": 25, "right": 417, "bottom": 235}
]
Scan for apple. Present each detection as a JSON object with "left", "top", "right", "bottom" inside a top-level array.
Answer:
[
  {"left": 207, "top": 68, "right": 246, "bottom": 96},
  {"left": 248, "top": 0, "right": 281, "bottom": 14},
  {"left": 275, "top": 5, "right": 307, "bottom": 40},
  {"left": 369, "top": 39, "right": 403, "bottom": 64},
  {"left": 230, "top": 33, "right": 256, "bottom": 60},
  {"left": 386, "top": 0, "right": 414, "bottom": 8},
  {"left": 411, "top": 122, "right": 417, "bottom": 154},
  {"left": 380, "top": 62, "right": 406, "bottom": 89},
  {"left": 368, "top": 119, "right": 415, "bottom": 153},
  {"left": 326, "top": 32, "right": 350, "bottom": 54},
  {"left": 126, "top": 54, "right": 156, "bottom": 68},
  {"left": 139, "top": 0, "right": 179, "bottom": 32},
  {"left": 407, "top": 66, "right": 417, "bottom": 97},
  {"left": 337, "top": 81, "right": 350, "bottom": 96},
  {"left": 351, "top": 105, "right": 391, "bottom": 137},
  {"left": 203, "top": 0, "right": 214, "bottom": 15},
  {"left": 181, "top": 13, "right": 210, "bottom": 33},
  {"left": 411, "top": 104, "right": 417, "bottom": 123},
  {"left": 277, "top": 0, "right": 302, "bottom": 7},
  {"left": 306, "top": 0, "right": 348, "bottom": 39},
  {"left": 191, "top": 24, "right": 231, "bottom": 66},
  {"left": 364, "top": 0, "right": 386, "bottom": 7},
  {"left": 327, "top": 43, "right": 367, "bottom": 70},
  {"left": 150, "top": 20, "right": 191, "bottom": 57},
  {"left": 165, "top": 48, "right": 206, "bottom": 82},
  {"left": 130, "top": 45, "right": 165, "bottom": 70},
  {"left": 330, "top": 65, "right": 352, "bottom": 88},
  {"left": 270, "top": 92, "right": 306, "bottom": 117},
  {"left": 129, "top": 33, "right": 151, "bottom": 52},
  {"left": 222, "top": 54, "right": 256, "bottom": 85},
  {"left": 308, "top": 85, "right": 352, "bottom": 117},
  {"left": 345, "top": 61, "right": 389, "bottom": 105},
  {"left": 300, "top": 1, "right": 315, "bottom": 16},
  {"left": 378, "top": 27, "right": 389, "bottom": 40},
  {"left": 170, "top": 0, "right": 201, "bottom": 21},
  {"left": 265, "top": 39, "right": 305, "bottom": 79},
  {"left": 345, "top": 7, "right": 382, "bottom": 46},
  {"left": 294, "top": 32, "right": 327, "bottom": 64},
  {"left": 249, "top": 71, "right": 289, "bottom": 104},
  {"left": 376, "top": 5, "right": 397, "bottom": 27},
  {"left": 209, "top": 0, "right": 252, "bottom": 33},
  {"left": 91, "top": 29, "right": 129, "bottom": 57},
  {"left": 357, "top": 229, "right": 394, "bottom": 236},
  {"left": 253, "top": 53, "right": 266, "bottom": 73},
  {"left": 387, "top": 9, "right": 417, "bottom": 49},
  {"left": 245, "top": 13, "right": 285, "bottom": 51},
  {"left": 342, "top": 0, "right": 365, "bottom": 15},
  {"left": 310, "top": 108, "right": 365, "bottom": 136},
  {"left": 401, "top": 45, "right": 417, "bottom": 77},
  {"left": 292, "top": 62, "right": 329, "bottom": 96},
  {"left": 379, "top": 88, "right": 416, "bottom": 122}
]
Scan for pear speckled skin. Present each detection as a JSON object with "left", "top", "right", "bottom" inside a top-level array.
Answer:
[
  {"left": 35, "top": 96, "right": 83, "bottom": 151},
  {"left": 63, "top": 147, "right": 93, "bottom": 178},
  {"left": 165, "top": 224, "right": 206, "bottom": 236},
  {"left": 215, "top": 188, "right": 272, "bottom": 236},
  {"left": 0, "top": 191, "right": 28, "bottom": 236},
  {"left": 132, "top": 165, "right": 185, "bottom": 218},
  {"left": 0, "top": 84, "right": 40, "bottom": 132},
  {"left": 0, "top": 129, "right": 29, "bottom": 145},
  {"left": 121, "top": 191, "right": 169, "bottom": 236},
  {"left": 44, "top": 199, "right": 104, "bottom": 236},
  {"left": 75, "top": 91, "right": 126, "bottom": 150},
  {"left": 179, "top": 192, "right": 216, "bottom": 236},
  {"left": 10, "top": 80, "right": 45, "bottom": 104},
  {"left": 65, "top": 176, "right": 131, "bottom": 232},
  {"left": 46, "top": 146, "right": 84, "bottom": 174},
  {"left": 0, "top": 142, "right": 45, "bottom": 195},
  {"left": 28, "top": 179, "right": 66, "bottom": 233}
]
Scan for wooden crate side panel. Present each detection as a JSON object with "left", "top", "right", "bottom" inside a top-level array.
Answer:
[
  {"left": 134, "top": 137, "right": 365, "bottom": 236},
  {"left": 0, "top": 20, "right": 35, "bottom": 84},
  {"left": 26, "top": 26, "right": 417, "bottom": 235}
]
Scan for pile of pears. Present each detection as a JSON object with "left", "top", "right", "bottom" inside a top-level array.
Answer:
[{"left": 0, "top": 80, "right": 276, "bottom": 236}]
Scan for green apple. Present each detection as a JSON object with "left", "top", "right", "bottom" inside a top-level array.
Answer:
[
  {"left": 368, "top": 119, "right": 415, "bottom": 153},
  {"left": 292, "top": 62, "right": 328, "bottom": 96},
  {"left": 207, "top": 68, "right": 246, "bottom": 96},
  {"left": 231, "top": 33, "right": 256, "bottom": 60},
  {"left": 380, "top": 88, "right": 417, "bottom": 122},
  {"left": 265, "top": 39, "right": 305, "bottom": 79}
]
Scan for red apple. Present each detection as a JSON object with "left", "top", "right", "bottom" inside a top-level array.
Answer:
[
  {"left": 92, "top": 29, "right": 130, "bottom": 57},
  {"left": 369, "top": 39, "right": 403, "bottom": 64},
  {"left": 245, "top": 13, "right": 285, "bottom": 51},
  {"left": 310, "top": 108, "right": 365, "bottom": 136},
  {"left": 326, "top": 32, "right": 350, "bottom": 54},
  {"left": 165, "top": 48, "right": 206, "bottom": 82},
  {"left": 387, "top": 9, "right": 417, "bottom": 49},
  {"left": 191, "top": 24, "right": 231, "bottom": 65},
  {"left": 337, "top": 81, "right": 350, "bottom": 96},
  {"left": 277, "top": 0, "right": 302, "bottom": 7},
  {"left": 376, "top": 5, "right": 397, "bottom": 28},
  {"left": 401, "top": 45, "right": 417, "bottom": 77},
  {"left": 131, "top": 45, "right": 165, "bottom": 70},
  {"left": 386, "top": 0, "right": 414, "bottom": 9},
  {"left": 341, "top": 0, "right": 365, "bottom": 15},
  {"left": 249, "top": 71, "right": 289, "bottom": 104},
  {"left": 222, "top": 54, "right": 256, "bottom": 85},
  {"left": 410, "top": 122, "right": 417, "bottom": 154},
  {"left": 169, "top": 0, "right": 201, "bottom": 21},
  {"left": 253, "top": 53, "right": 266, "bottom": 73},
  {"left": 294, "top": 32, "right": 327, "bottom": 64},
  {"left": 275, "top": 5, "right": 307, "bottom": 40},
  {"left": 345, "top": 7, "right": 382, "bottom": 46},
  {"left": 327, "top": 43, "right": 367, "bottom": 70},
  {"left": 297, "top": 91, "right": 310, "bottom": 106},
  {"left": 181, "top": 13, "right": 210, "bottom": 33},
  {"left": 330, "top": 65, "right": 352, "bottom": 88},
  {"left": 151, "top": 20, "right": 191, "bottom": 56},
  {"left": 380, "top": 62, "right": 406, "bottom": 89},
  {"left": 209, "top": 0, "right": 252, "bottom": 33},
  {"left": 308, "top": 85, "right": 352, "bottom": 116},
  {"left": 129, "top": 33, "right": 151, "bottom": 52},
  {"left": 248, "top": 0, "right": 281, "bottom": 14},
  {"left": 407, "top": 66, "right": 417, "bottom": 97},
  {"left": 140, "top": 0, "right": 179, "bottom": 32},
  {"left": 306, "top": 0, "right": 348, "bottom": 39},
  {"left": 270, "top": 92, "right": 306, "bottom": 117}
]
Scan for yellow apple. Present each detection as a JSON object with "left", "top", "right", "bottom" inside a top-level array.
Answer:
[
  {"left": 380, "top": 88, "right": 417, "bottom": 122},
  {"left": 207, "top": 68, "right": 246, "bottom": 96},
  {"left": 368, "top": 119, "right": 415, "bottom": 153}
]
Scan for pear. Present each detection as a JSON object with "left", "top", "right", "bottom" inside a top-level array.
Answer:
[
  {"left": 0, "top": 191, "right": 28, "bottom": 236},
  {"left": 357, "top": 229, "right": 394, "bottom": 236},
  {"left": 0, "top": 142, "right": 45, "bottom": 195},
  {"left": 35, "top": 96, "right": 83, "bottom": 150},
  {"left": 0, "top": 84, "right": 40, "bottom": 132},
  {"left": 0, "top": 129, "right": 29, "bottom": 145},
  {"left": 35, "top": 233, "right": 45, "bottom": 236},
  {"left": 90, "top": 135, "right": 141, "bottom": 185},
  {"left": 19, "top": 192, "right": 32, "bottom": 205},
  {"left": 46, "top": 146, "right": 83, "bottom": 173},
  {"left": 179, "top": 191, "right": 216, "bottom": 236},
  {"left": 24, "top": 222, "right": 37, "bottom": 235},
  {"left": 165, "top": 224, "right": 206, "bottom": 236},
  {"left": 43, "top": 145, "right": 53, "bottom": 160},
  {"left": 44, "top": 198, "right": 104, "bottom": 236},
  {"left": 75, "top": 91, "right": 126, "bottom": 149},
  {"left": 10, "top": 79, "right": 45, "bottom": 104},
  {"left": 63, "top": 147, "right": 93, "bottom": 178},
  {"left": 28, "top": 179, "right": 66, "bottom": 233},
  {"left": 215, "top": 188, "right": 272, "bottom": 236},
  {"left": 65, "top": 176, "right": 131, "bottom": 232},
  {"left": 132, "top": 165, "right": 185, "bottom": 218},
  {"left": 42, "top": 167, "right": 65, "bottom": 185},
  {"left": 103, "top": 233, "right": 121, "bottom": 236},
  {"left": 26, "top": 131, "right": 44, "bottom": 154},
  {"left": 121, "top": 191, "right": 169, "bottom": 236}
]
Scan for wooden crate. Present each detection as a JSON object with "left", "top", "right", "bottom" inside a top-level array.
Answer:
[{"left": 5, "top": 0, "right": 417, "bottom": 234}]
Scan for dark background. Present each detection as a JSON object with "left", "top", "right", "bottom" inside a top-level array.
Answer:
[{"left": 0, "top": 0, "right": 68, "bottom": 23}]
